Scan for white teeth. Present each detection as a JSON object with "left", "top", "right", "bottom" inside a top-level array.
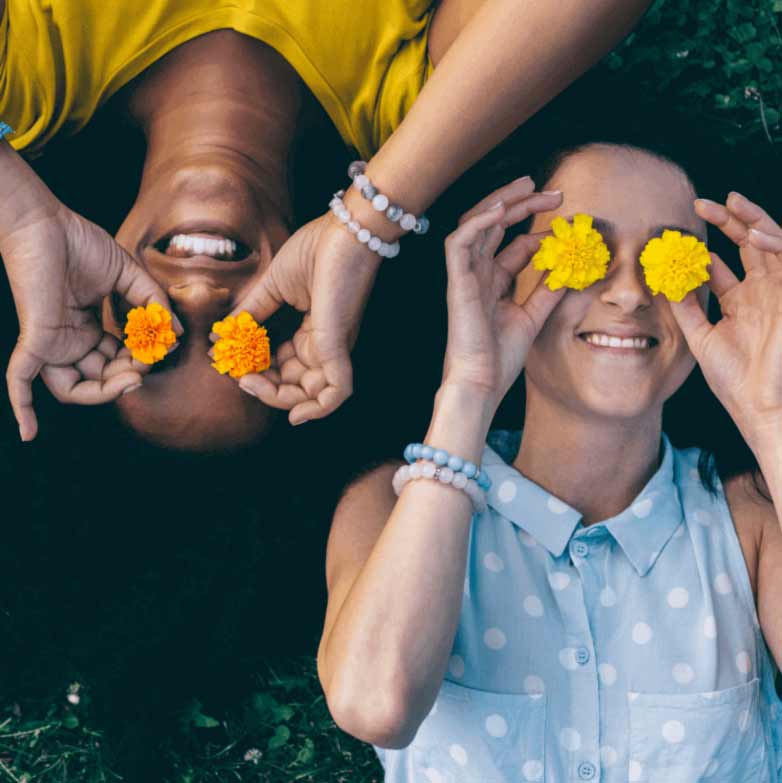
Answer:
[
  {"left": 168, "top": 234, "right": 237, "bottom": 259},
  {"left": 584, "top": 333, "right": 651, "bottom": 349}
]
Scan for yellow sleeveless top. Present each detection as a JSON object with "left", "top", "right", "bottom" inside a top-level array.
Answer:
[{"left": 0, "top": 0, "right": 434, "bottom": 158}]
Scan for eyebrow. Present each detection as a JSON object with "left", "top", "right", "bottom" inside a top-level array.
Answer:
[{"left": 577, "top": 216, "right": 707, "bottom": 243}]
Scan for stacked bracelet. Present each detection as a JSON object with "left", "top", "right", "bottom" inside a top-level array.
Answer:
[
  {"left": 0, "top": 122, "right": 14, "bottom": 140},
  {"left": 392, "top": 460, "right": 488, "bottom": 514},
  {"left": 403, "top": 443, "right": 492, "bottom": 491},
  {"left": 329, "top": 191, "right": 400, "bottom": 258},
  {"left": 348, "top": 161, "right": 430, "bottom": 235}
]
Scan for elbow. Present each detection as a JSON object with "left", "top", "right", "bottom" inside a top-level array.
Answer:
[{"left": 324, "top": 680, "right": 420, "bottom": 749}]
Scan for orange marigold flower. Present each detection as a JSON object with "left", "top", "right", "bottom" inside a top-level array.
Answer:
[
  {"left": 124, "top": 302, "right": 177, "bottom": 364},
  {"left": 211, "top": 311, "right": 271, "bottom": 379}
]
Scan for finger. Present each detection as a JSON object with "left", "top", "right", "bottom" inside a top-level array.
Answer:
[
  {"left": 726, "top": 192, "right": 782, "bottom": 238},
  {"left": 748, "top": 228, "right": 782, "bottom": 254},
  {"left": 6, "top": 346, "right": 41, "bottom": 441},
  {"left": 281, "top": 355, "right": 309, "bottom": 385},
  {"left": 694, "top": 199, "right": 750, "bottom": 246},
  {"left": 495, "top": 231, "right": 551, "bottom": 277},
  {"left": 518, "top": 276, "right": 568, "bottom": 337},
  {"left": 478, "top": 223, "right": 506, "bottom": 262},
  {"left": 41, "top": 365, "right": 143, "bottom": 404},
  {"left": 501, "top": 191, "right": 563, "bottom": 228},
  {"left": 445, "top": 204, "right": 507, "bottom": 277},
  {"left": 300, "top": 367, "right": 328, "bottom": 399},
  {"left": 228, "top": 269, "right": 285, "bottom": 325},
  {"left": 238, "top": 373, "right": 309, "bottom": 410},
  {"left": 669, "top": 290, "right": 712, "bottom": 359},
  {"left": 458, "top": 176, "right": 535, "bottom": 225},
  {"left": 113, "top": 255, "right": 184, "bottom": 336},
  {"left": 289, "top": 353, "right": 353, "bottom": 425},
  {"left": 276, "top": 340, "right": 298, "bottom": 365},
  {"left": 706, "top": 252, "right": 741, "bottom": 299}
]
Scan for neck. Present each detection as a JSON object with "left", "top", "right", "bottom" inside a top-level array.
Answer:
[
  {"left": 127, "top": 31, "right": 301, "bottom": 218},
  {"left": 514, "top": 381, "right": 664, "bottom": 525}
]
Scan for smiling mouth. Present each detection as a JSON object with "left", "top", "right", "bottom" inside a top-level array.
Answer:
[
  {"left": 578, "top": 332, "right": 659, "bottom": 350},
  {"left": 154, "top": 232, "right": 253, "bottom": 262}
]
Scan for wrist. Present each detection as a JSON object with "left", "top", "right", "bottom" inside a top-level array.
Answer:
[
  {"left": 742, "top": 413, "right": 782, "bottom": 461},
  {"left": 425, "top": 383, "right": 497, "bottom": 465}
]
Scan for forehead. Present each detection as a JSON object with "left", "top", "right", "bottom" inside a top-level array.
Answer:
[{"left": 537, "top": 145, "right": 702, "bottom": 239}]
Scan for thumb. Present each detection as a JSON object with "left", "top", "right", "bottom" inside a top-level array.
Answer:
[
  {"left": 112, "top": 247, "right": 184, "bottom": 336},
  {"left": 669, "top": 291, "right": 712, "bottom": 360},
  {"left": 6, "top": 344, "right": 41, "bottom": 441},
  {"left": 228, "top": 268, "right": 285, "bottom": 323}
]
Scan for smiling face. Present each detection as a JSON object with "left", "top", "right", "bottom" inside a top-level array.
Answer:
[
  {"left": 100, "top": 31, "right": 301, "bottom": 451},
  {"left": 516, "top": 144, "right": 709, "bottom": 422}
]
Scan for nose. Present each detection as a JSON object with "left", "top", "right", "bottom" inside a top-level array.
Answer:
[
  {"left": 168, "top": 282, "right": 231, "bottom": 329},
  {"left": 599, "top": 255, "right": 653, "bottom": 314}
]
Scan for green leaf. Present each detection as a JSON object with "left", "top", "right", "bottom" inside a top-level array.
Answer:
[
  {"left": 267, "top": 724, "right": 291, "bottom": 750},
  {"left": 774, "top": 0, "right": 782, "bottom": 12},
  {"left": 62, "top": 714, "right": 79, "bottom": 729},
  {"left": 251, "top": 692, "right": 278, "bottom": 718},
  {"left": 764, "top": 107, "right": 780, "bottom": 126},
  {"left": 294, "top": 738, "right": 316, "bottom": 765},
  {"left": 271, "top": 704, "right": 295, "bottom": 723}
]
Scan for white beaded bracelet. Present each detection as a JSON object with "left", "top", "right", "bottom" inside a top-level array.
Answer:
[
  {"left": 392, "top": 459, "right": 488, "bottom": 514},
  {"left": 329, "top": 191, "right": 401, "bottom": 258},
  {"left": 348, "top": 161, "right": 430, "bottom": 235}
]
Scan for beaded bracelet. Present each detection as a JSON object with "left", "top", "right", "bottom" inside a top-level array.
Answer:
[
  {"left": 0, "top": 122, "right": 14, "bottom": 140},
  {"left": 348, "top": 161, "right": 430, "bottom": 235},
  {"left": 392, "top": 460, "right": 488, "bottom": 514},
  {"left": 329, "top": 191, "right": 401, "bottom": 259},
  {"left": 403, "top": 443, "right": 492, "bottom": 491}
]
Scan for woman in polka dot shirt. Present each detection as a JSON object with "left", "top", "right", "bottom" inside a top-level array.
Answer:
[{"left": 317, "top": 143, "right": 782, "bottom": 782}]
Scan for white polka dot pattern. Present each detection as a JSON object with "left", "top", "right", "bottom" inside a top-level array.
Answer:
[
  {"left": 632, "top": 622, "right": 653, "bottom": 645},
  {"left": 483, "top": 628, "right": 506, "bottom": 650},
  {"left": 483, "top": 552, "right": 504, "bottom": 572},
  {"left": 522, "top": 760, "right": 543, "bottom": 781},
  {"left": 523, "top": 595, "right": 544, "bottom": 617},
  {"left": 449, "top": 744, "right": 467, "bottom": 765},
  {"left": 485, "top": 714, "right": 507, "bottom": 738}
]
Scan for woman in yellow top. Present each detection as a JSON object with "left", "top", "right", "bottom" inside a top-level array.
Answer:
[{"left": 0, "top": 0, "right": 651, "bottom": 449}]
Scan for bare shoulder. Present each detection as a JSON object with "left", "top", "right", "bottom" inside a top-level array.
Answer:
[
  {"left": 325, "top": 461, "right": 402, "bottom": 588},
  {"left": 723, "top": 471, "right": 775, "bottom": 599}
]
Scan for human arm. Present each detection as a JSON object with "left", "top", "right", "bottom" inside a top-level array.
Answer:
[
  {"left": 0, "top": 139, "right": 181, "bottom": 440},
  {"left": 316, "top": 186, "right": 564, "bottom": 747},
  {"left": 230, "top": 0, "right": 651, "bottom": 424},
  {"left": 670, "top": 192, "right": 782, "bottom": 668}
]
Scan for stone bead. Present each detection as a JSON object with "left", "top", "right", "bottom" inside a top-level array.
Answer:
[
  {"left": 386, "top": 242, "right": 400, "bottom": 259},
  {"left": 409, "top": 464, "right": 422, "bottom": 480},
  {"left": 368, "top": 236, "right": 382, "bottom": 252},
  {"left": 400, "top": 213, "right": 417, "bottom": 231},
  {"left": 452, "top": 472, "right": 469, "bottom": 490},
  {"left": 412, "top": 444, "right": 423, "bottom": 459},
  {"left": 347, "top": 220, "right": 360, "bottom": 234},
  {"left": 447, "top": 455, "right": 464, "bottom": 472},
  {"left": 378, "top": 243, "right": 391, "bottom": 257},
  {"left": 438, "top": 467, "right": 455, "bottom": 484},
  {"left": 357, "top": 228, "right": 371, "bottom": 243},
  {"left": 361, "top": 184, "right": 378, "bottom": 200},
  {"left": 354, "top": 174, "right": 369, "bottom": 190},
  {"left": 413, "top": 216, "right": 430, "bottom": 235},
  {"left": 336, "top": 208, "right": 350, "bottom": 223},
  {"left": 371, "top": 193, "right": 390, "bottom": 212},
  {"left": 462, "top": 461, "right": 478, "bottom": 479},
  {"left": 433, "top": 450, "right": 449, "bottom": 466},
  {"left": 386, "top": 205, "right": 403, "bottom": 222},
  {"left": 348, "top": 160, "right": 366, "bottom": 179},
  {"left": 421, "top": 445, "right": 434, "bottom": 461},
  {"left": 421, "top": 462, "right": 437, "bottom": 479}
]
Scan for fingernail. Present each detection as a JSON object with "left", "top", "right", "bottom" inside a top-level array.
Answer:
[
  {"left": 19, "top": 426, "right": 28, "bottom": 442},
  {"left": 542, "top": 190, "right": 562, "bottom": 196},
  {"left": 489, "top": 200, "right": 504, "bottom": 210},
  {"left": 122, "top": 384, "right": 142, "bottom": 396},
  {"left": 240, "top": 384, "right": 258, "bottom": 399},
  {"left": 209, "top": 332, "right": 220, "bottom": 343},
  {"left": 167, "top": 341, "right": 180, "bottom": 353},
  {"left": 172, "top": 315, "right": 184, "bottom": 334},
  {"left": 695, "top": 198, "right": 717, "bottom": 206},
  {"left": 515, "top": 175, "right": 533, "bottom": 184}
]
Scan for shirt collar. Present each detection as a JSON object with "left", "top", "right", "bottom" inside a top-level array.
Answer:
[{"left": 483, "top": 431, "right": 684, "bottom": 576}]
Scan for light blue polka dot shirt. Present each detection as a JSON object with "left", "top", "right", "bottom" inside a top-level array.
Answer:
[{"left": 374, "top": 431, "right": 782, "bottom": 782}]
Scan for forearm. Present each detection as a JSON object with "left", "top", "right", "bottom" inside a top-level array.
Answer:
[
  {"left": 0, "top": 140, "right": 61, "bottom": 249},
  {"left": 750, "top": 424, "right": 782, "bottom": 530},
  {"left": 321, "top": 385, "right": 494, "bottom": 745},
  {"left": 359, "top": 0, "right": 650, "bottom": 220}
]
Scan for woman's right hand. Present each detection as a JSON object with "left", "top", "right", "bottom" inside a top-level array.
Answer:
[{"left": 441, "top": 178, "right": 565, "bottom": 410}]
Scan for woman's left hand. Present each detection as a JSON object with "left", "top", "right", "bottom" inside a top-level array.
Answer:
[{"left": 670, "top": 192, "right": 782, "bottom": 448}]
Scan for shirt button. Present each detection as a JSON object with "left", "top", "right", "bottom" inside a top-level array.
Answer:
[
  {"left": 575, "top": 647, "right": 590, "bottom": 665},
  {"left": 578, "top": 761, "right": 597, "bottom": 780},
  {"left": 572, "top": 541, "right": 589, "bottom": 558}
]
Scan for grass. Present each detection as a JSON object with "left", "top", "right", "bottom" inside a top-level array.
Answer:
[{"left": 0, "top": 658, "right": 382, "bottom": 783}]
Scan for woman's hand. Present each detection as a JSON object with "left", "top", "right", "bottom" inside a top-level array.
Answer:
[
  {"left": 670, "top": 193, "right": 782, "bottom": 449},
  {"left": 441, "top": 178, "right": 565, "bottom": 411},
  {"left": 1, "top": 189, "right": 180, "bottom": 441},
  {"left": 223, "top": 212, "right": 382, "bottom": 425}
]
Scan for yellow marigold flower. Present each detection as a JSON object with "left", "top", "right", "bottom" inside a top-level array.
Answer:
[
  {"left": 211, "top": 311, "right": 271, "bottom": 379},
  {"left": 123, "top": 302, "right": 177, "bottom": 364},
  {"left": 640, "top": 230, "right": 711, "bottom": 302},
  {"left": 532, "top": 214, "right": 611, "bottom": 291}
]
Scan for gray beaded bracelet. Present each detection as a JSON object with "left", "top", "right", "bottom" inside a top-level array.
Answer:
[
  {"left": 347, "top": 161, "right": 430, "bottom": 235},
  {"left": 329, "top": 191, "right": 400, "bottom": 259}
]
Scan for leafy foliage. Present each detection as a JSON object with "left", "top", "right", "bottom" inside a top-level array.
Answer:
[{"left": 603, "top": 0, "right": 782, "bottom": 147}]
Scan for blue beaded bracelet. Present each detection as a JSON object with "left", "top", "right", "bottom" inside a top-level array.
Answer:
[
  {"left": 404, "top": 442, "right": 492, "bottom": 491},
  {"left": 0, "top": 122, "right": 14, "bottom": 140}
]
